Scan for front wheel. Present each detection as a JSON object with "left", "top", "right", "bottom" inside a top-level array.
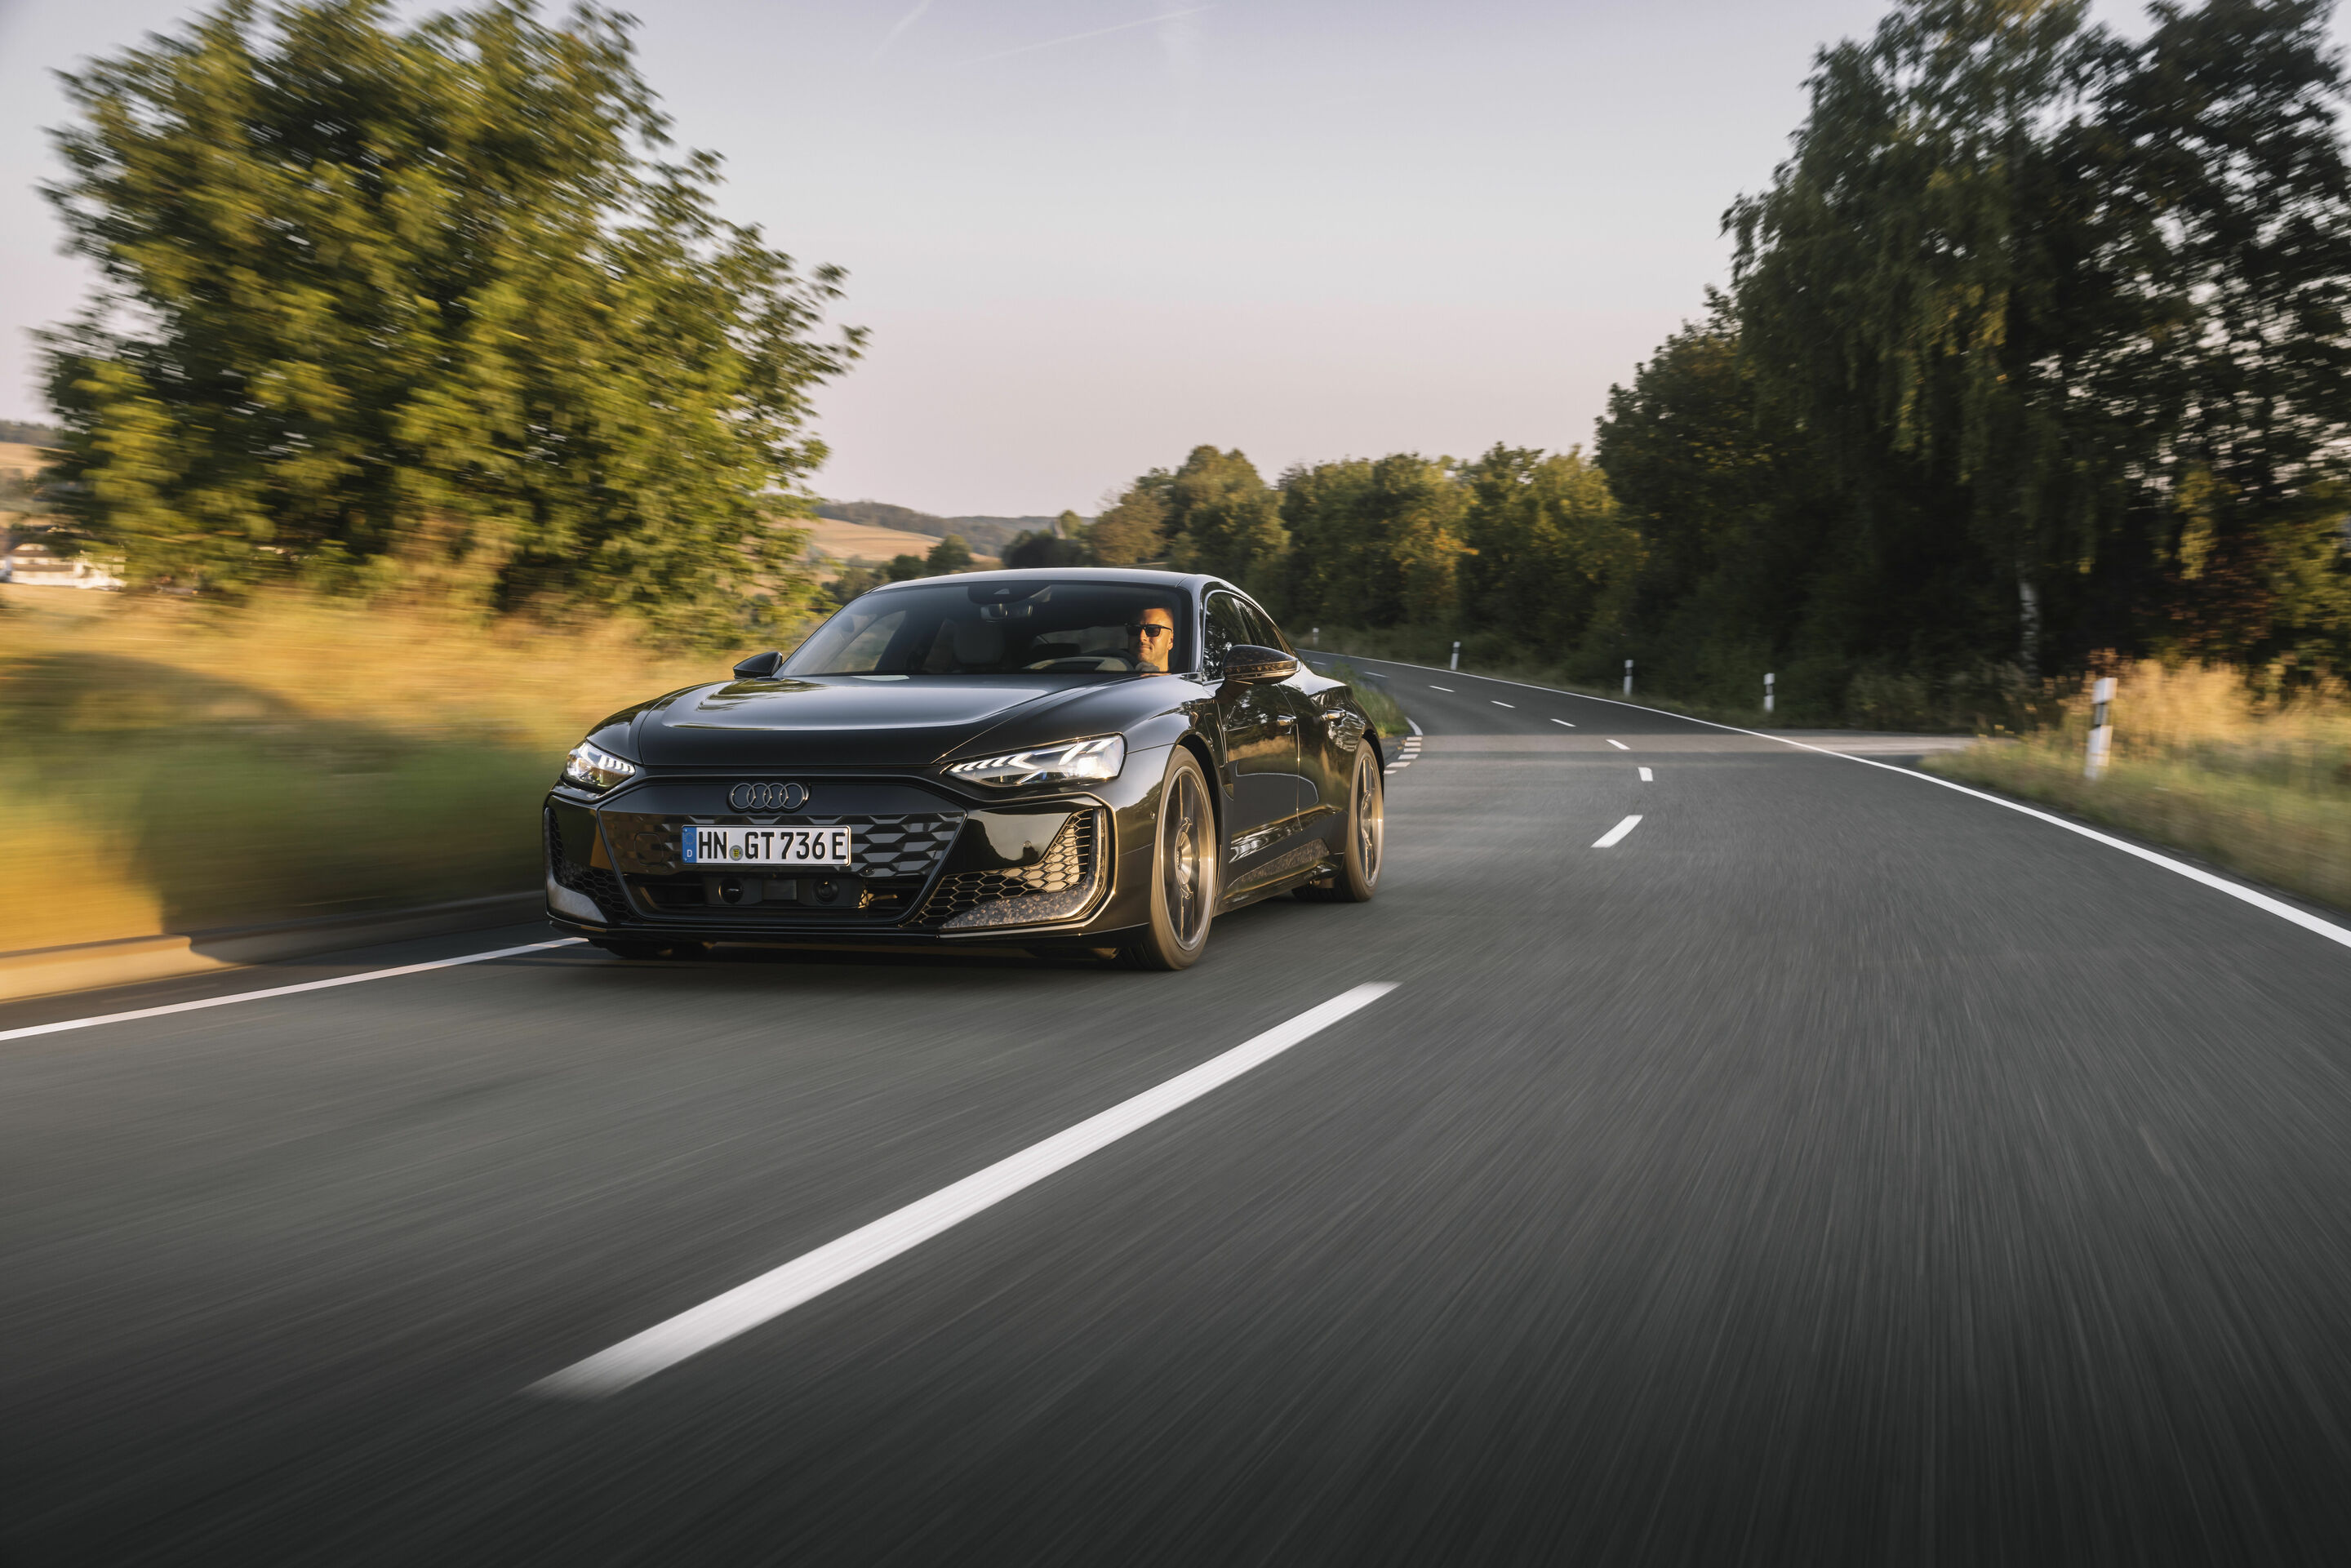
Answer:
[
  {"left": 1300, "top": 745, "right": 1383, "bottom": 903},
  {"left": 1119, "top": 748, "right": 1217, "bottom": 971}
]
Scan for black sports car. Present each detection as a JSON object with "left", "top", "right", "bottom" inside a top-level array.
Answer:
[{"left": 544, "top": 569, "right": 1387, "bottom": 969}]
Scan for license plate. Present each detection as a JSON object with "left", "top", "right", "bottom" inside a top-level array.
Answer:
[{"left": 682, "top": 824, "right": 854, "bottom": 867}]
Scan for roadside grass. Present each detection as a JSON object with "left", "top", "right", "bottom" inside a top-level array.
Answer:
[
  {"left": 1922, "top": 661, "right": 2351, "bottom": 915},
  {"left": 1, "top": 587, "right": 728, "bottom": 949}
]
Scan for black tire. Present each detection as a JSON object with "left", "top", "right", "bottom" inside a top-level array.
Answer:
[
  {"left": 1119, "top": 748, "right": 1217, "bottom": 971},
  {"left": 1300, "top": 745, "right": 1383, "bottom": 903}
]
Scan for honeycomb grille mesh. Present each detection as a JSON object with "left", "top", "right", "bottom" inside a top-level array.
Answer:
[
  {"left": 545, "top": 808, "right": 629, "bottom": 921},
  {"left": 919, "top": 811, "right": 1100, "bottom": 930}
]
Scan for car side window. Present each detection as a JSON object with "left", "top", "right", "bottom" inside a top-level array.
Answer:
[
  {"left": 1238, "top": 601, "right": 1289, "bottom": 654},
  {"left": 1203, "top": 593, "right": 1251, "bottom": 677}
]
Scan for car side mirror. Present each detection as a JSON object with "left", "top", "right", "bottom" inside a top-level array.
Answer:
[
  {"left": 732, "top": 650, "right": 784, "bottom": 680},
  {"left": 1222, "top": 645, "right": 1299, "bottom": 685}
]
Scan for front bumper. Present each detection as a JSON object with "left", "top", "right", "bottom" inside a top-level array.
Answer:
[{"left": 543, "top": 751, "right": 1171, "bottom": 948}]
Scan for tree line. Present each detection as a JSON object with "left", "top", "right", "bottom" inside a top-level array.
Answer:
[
  {"left": 979, "top": 0, "right": 2351, "bottom": 724},
  {"left": 32, "top": 0, "right": 2351, "bottom": 720}
]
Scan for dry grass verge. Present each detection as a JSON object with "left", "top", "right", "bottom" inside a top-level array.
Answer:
[
  {"left": 1924, "top": 661, "right": 2351, "bottom": 915},
  {"left": 1, "top": 587, "right": 731, "bottom": 950}
]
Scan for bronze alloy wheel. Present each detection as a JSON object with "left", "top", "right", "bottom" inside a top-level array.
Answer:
[
  {"left": 1300, "top": 744, "right": 1384, "bottom": 903},
  {"left": 1334, "top": 744, "right": 1384, "bottom": 900},
  {"left": 1351, "top": 747, "right": 1384, "bottom": 890},
  {"left": 1122, "top": 748, "right": 1216, "bottom": 969}
]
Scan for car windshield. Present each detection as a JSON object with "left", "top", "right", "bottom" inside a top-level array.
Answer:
[{"left": 783, "top": 581, "right": 1194, "bottom": 677}]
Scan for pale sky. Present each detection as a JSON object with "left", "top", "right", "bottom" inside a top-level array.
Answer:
[{"left": 4, "top": 0, "right": 2337, "bottom": 515}]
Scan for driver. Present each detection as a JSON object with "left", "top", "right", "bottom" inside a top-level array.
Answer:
[{"left": 1129, "top": 606, "right": 1176, "bottom": 673}]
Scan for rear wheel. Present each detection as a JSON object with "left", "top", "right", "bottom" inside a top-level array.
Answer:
[
  {"left": 1119, "top": 748, "right": 1216, "bottom": 971},
  {"left": 1298, "top": 745, "right": 1383, "bottom": 903}
]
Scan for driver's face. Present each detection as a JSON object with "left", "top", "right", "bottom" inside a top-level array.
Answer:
[{"left": 1131, "top": 606, "right": 1176, "bottom": 673}]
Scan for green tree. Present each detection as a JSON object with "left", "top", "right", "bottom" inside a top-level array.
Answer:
[
  {"left": 2069, "top": 0, "right": 2351, "bottom": 671},
  {"left": 924, "top": 532, "right": 975, "bottom": 573},
  {"left": 38, "top": 0, "right": 861, "bottom": 643},
  {"left": 1457, "top": 442, "right": 1636, "bottom": 655},
  {"left": 823, "top": 562, "right": 882, "bottom": 606},
  {"left": 883, "top": 553, "right": 927, "bottom": 582},
  {"left": 1162, "top": 446, "right": 1287, "bottom": 590},
  {"left": 1720, "top": 0, "right": 2351, "bottom": 693},
  {"left": 1089, "top": 478, "right": 1171, "bottom": 566},
  {"left": 1593, "top": 300, "right": 1848, "bottom": 704},
  {"left": 1278, "top": 453, "right": 1467, "bottom": 629},
  {"left": 1003, "top": 522, "right": 1091, "bottom": 568},
  {"left": 1728, "top": 0, "right": 2103, "bottom": 674}
]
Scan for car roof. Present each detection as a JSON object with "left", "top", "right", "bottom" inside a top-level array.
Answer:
[{"left": 864, "top": 566, "right": 1221, "bottom": 595}]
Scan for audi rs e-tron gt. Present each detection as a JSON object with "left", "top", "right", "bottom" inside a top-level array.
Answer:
[{"left": 544, "top": 570, "right": 1387, "bottom": 969}]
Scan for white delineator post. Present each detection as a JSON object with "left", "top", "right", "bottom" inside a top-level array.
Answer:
[
  {"left": 1624, "top": 659, "right": 1633, "bottom": 697},
  {"left": 2086, "top": 676, "right": 2115, "bottom": 780},
  {"left": 1451, "top": 641, "right": 1460, "bottom": 671},
  {"left": 1764, "top": 672, "right": 1775, "bottom": 715}
]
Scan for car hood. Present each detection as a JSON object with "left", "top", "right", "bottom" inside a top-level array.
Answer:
[{"left": 629, "top": 676, "right": 1105, "bottom": 767}]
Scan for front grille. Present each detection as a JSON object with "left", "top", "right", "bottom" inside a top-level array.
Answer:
[
  {"left": 918, "top": 811, "right": 1102, "bottom": 931},
  {"left": 545, "top": 808, "right": 629, "bottom": 922},
  {"left": 608, "top": 811, "right": 964, "bottom": 922},
  {"left": 604, "top": 812, "right": 963, "bottom": 880}
]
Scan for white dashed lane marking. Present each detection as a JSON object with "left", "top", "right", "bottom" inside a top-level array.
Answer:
[
  {"left": 0, "top": 939, "right": 584, "bottom": 1043},
  {"left": 1491, "top": 700, "right": 1513, "bottom": 708},
  {"left": 1606, "top": 740, "right": 1629, "bottom": 751},
  {"left": 1638, "top": 766, "right": 1653, "bottom": 781},
  {"left": 530, "top": 983, "right": 1402, "bottom": 1398},
  {"left": 1550, "top": 718, "right": 1575, "bottom": 728},
  {"left": 1593, "top": 815, "right": 1642, "bottom": 849}
]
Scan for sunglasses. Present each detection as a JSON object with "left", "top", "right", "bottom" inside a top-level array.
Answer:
[{"left": 1127, "top": 623, "right": 1175, "bottom": 640}]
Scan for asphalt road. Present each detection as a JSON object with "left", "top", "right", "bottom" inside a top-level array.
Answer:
[{"left": 7, "top": 659, "right": 2351, "bottom": 1565}]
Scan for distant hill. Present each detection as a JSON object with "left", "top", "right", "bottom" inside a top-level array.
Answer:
[
  {"left": 0, "top": 420, "right": 60, "bottom": 448},
  {"left": 802, "top": 516, "right": 998, "bottom": 569},
  {"left": 817, "top": 500, "right": 1073, "bottom": 557}
]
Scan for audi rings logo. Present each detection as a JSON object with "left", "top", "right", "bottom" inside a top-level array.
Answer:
[{"left": 728, "top": 781, "right": 808, "bottom": 813}]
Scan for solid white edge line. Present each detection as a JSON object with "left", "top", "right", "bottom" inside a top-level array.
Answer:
[
  {"left": 1593, "top": 815, "right": 1642, "bottom": 849},
  {"left": 529, "top": 980, "right": 1402, "bottom": 1398},
  {"left": 1407, "top": 717, "right": 1423, "bottom": 737},
  {"left": 1606, "top": 740, "right": 1629, "bottom": 751},
  {"left": 1639, "top": 767, "right": 1654, "bottom": 782},
  {"left": 1339, "top": 653, "right": 2351, "bottom": 953},
  {"left": 0, "top": 939, "right": 587, "bottom": 1043}
]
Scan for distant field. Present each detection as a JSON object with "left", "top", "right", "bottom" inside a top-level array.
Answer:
[
  {"left": 803, "top": 516, "right": 1000, "bottom": 567},
  {"left": 0, "top": 442, "right": 53, "bottom": 481}
]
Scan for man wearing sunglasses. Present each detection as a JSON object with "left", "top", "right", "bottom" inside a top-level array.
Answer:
[{"left": 1128, "top": 606, "right": 1177, "bottom": 673}]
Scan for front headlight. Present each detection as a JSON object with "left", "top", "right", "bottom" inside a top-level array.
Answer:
[
  {"left": 947, "top": 734, "right": 1125, "bottom": 788},
  {"left": 562, "top": 739, "right": 639, "bottom": 792}
]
